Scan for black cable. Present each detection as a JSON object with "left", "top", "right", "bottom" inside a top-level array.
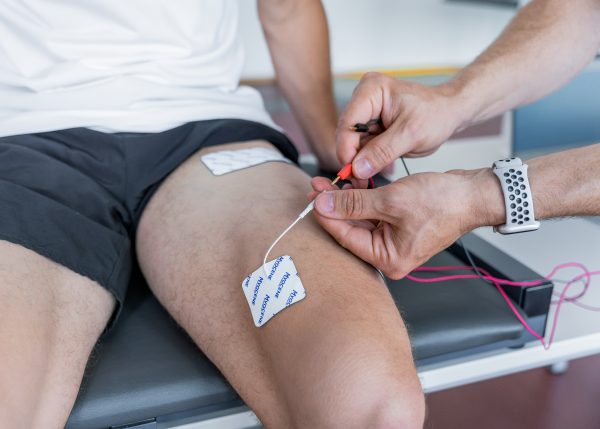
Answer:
[
  {"left": 459, "top": 238, "right": 489, "bottom": 282},
  {"left": 352, "top": 123, "right": 370, "bottom": 133},
  {"left": 400, "top": 156, "right": 409, "bottom": 177},
  {"left": 400, "top": 155, "right": 490, "bottom": 281}
]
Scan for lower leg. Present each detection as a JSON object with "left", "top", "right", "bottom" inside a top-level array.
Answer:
[{"left": 0, "top": 241, "right": 114, "bottom": 428}]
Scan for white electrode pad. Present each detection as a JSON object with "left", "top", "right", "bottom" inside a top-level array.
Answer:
[
  {"left": 242, "top": 256, "right": 306, "bottom": 327},
  {"left": 201, "top": 147, "right": 291, "bottom": 176}
]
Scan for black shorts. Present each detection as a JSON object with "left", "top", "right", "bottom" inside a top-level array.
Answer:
[{"left": 0, "top": 119, "right": 297, "bottom": 327}]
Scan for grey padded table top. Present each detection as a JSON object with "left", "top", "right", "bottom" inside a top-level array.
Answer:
[{"left": 389, "top": 250, "right": 525, "bottom": 361}]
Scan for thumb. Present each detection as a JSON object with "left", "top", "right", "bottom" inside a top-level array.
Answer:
[
  {"left": 352, "top": 127, "right": 409, "bottom": 179},
  {"left": 314, "top": 188, "right": 382, "bottom": 220}
]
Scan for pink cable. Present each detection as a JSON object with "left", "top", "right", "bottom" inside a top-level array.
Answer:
[
  {"left": 427, "top": 263, "right": 597, "bottom": 305},
  {"left": 545, "top": 270, "right": 600, "bottom": 348},
  {"left": 410, "top": 262, "right": 591, "bottom": 288},
  {"left": 405, "top": 262, "right": 600, "bottom": 350}
]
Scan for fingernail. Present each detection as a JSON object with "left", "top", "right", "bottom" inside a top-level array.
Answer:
[
  {"left": 354, "top": 158, "right": 374, "bottom": 178},
  {"left": 316, "top": 192, "right": 334, "bottom": 214}
]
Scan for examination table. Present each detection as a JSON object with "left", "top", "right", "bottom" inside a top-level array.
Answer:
[{"left": 66, "top": 171, "right": 553, "bottom": 429}]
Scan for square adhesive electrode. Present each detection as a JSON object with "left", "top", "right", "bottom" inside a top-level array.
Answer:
[
  {"left": 242, "top": 256, "right": 306, "bottom": 327},
  {"left": 201, "top": 147, "right": 291, "bottom": 176}
]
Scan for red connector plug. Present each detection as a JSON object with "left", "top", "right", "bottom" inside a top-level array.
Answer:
[
  {"left": 331, "top": 163, "right": 353, "bottom": 186},
  {"left": 331, "top": 163, "right": 375, "bottom": 189},
  {"left": 337, "top": 163, "right": 353, "bottom": 180}
]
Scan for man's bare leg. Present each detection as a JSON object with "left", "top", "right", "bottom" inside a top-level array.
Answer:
[
  {"left": 136, "top": 140, "right": 424, "bottom": 429},
  {"left": 0, "top": 241, "right": 115, "bottom": 428}
]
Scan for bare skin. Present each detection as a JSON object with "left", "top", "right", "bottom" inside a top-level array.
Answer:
[
  {"left": 136, "top": 140, "right": 425, "bottom": 429},
  {"left": 259, "top": 0, "right": 340, "bottom": 171},
  {"left": 0, "top": 241, "right": 115, "bottom": 428}
]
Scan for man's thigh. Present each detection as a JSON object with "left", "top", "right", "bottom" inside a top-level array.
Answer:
[
  {"left": 136, "top": 140, "right": 424, "bottom": 429},
  {"left": 0, "top": 240, "right": 115, "bottom": 428}
]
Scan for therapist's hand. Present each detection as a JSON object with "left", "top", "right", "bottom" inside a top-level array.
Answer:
[
  {"left": 309, "top": 169, "right": 504, "bottom": 279},
  {"left": 337, "top": 72, "right": 468, "bottom": 179}
]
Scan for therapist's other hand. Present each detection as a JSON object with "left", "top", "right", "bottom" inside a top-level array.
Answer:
[
  {"left": 337, "top": 72, "right": 466, "bottom": 179},
  {"left": 309, "top": 169, "right": 503, "bottom": 279}
]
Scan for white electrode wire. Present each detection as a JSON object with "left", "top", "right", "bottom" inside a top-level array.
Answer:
[{"left": 263, "top": 202, "right": 315, "bottom": 275}]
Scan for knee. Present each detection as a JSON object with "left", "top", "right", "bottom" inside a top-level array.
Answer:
[
  {"left": 287, "top": 368, "right": 425, "bottom": 429},
  {"left": 369, "top": 390, "right": 426, "bottom": 429},
  {"left": 342, "top": 382, "right": 425, "bottom": 429}
]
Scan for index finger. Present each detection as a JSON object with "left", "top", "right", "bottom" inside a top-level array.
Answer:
[{"left": 337, "top": 74, "right": 386, "bottom": 166}]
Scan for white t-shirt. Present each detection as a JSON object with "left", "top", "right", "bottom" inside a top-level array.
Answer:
[{"left": 0, "top": 0, "right": 278, "bottom": 137}]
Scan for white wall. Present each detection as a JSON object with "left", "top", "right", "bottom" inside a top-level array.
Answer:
[{"left": 239, "top": 0, "right": 517, "bottom": 79}]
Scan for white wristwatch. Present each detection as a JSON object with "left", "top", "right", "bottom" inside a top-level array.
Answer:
[{"left": 491, "top": 157, "right": 540, "bottom": 234}]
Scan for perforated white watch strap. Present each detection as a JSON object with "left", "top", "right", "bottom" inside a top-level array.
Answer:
[{"left": 492, "top": 157, "right": 540, "bottom": 234}]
